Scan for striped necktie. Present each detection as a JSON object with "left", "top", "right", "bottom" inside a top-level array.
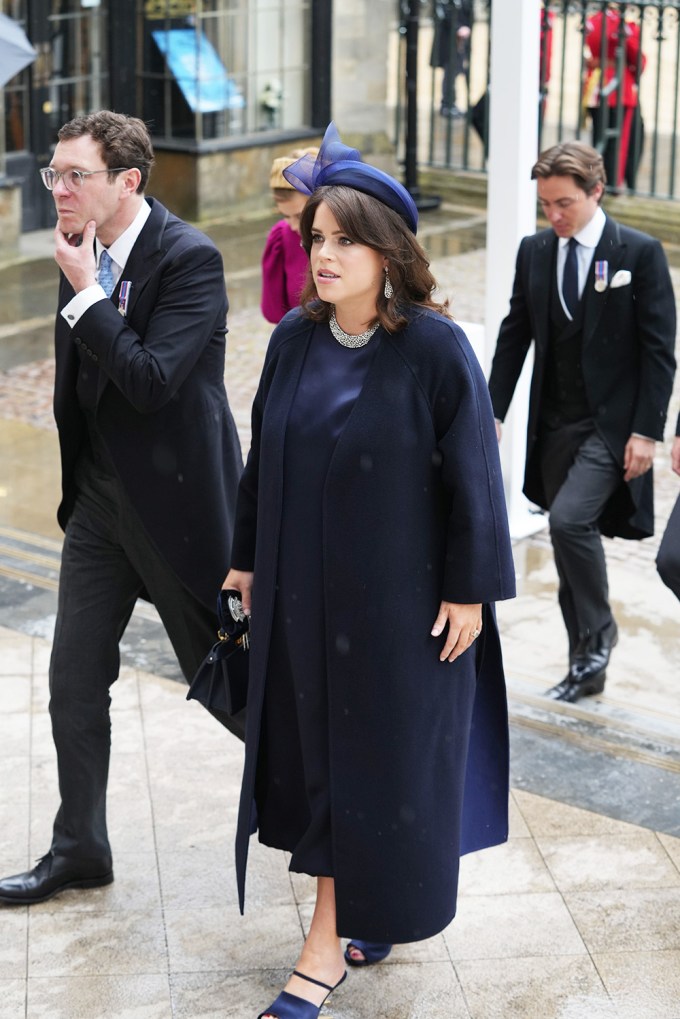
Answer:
[{"left": 98, "top": 249, "right": 115, "bottom": 298}]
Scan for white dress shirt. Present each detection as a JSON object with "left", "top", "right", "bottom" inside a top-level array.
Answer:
[{"left": 556, "top": 205, "right": 606, "bottom": 320}]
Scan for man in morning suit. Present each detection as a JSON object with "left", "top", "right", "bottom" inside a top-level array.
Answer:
[
  {"left": 656, "top": 414, "right": 680, "bottom": 602},
  {"left": 488, "top": 141, "right": 676, "bottom": 703},
  {"left": 0, "top": 111, "right": 244, "bottom": 905}
]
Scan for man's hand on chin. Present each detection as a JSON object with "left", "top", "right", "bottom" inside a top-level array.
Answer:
[{"left": 54, "top": 220, "right": 98, "bottom": 293}]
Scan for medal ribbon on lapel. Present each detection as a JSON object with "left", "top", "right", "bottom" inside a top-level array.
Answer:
[
  {"left": 594, "top": 260, "right": 608, "bottom": 292},
  {"left": 118, "top": 281, "right": 132, "bottom": 317}
]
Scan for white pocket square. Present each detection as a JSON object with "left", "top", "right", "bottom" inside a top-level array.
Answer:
[{"left": 610, "top": 269, "right": 632, "bottom": 288}]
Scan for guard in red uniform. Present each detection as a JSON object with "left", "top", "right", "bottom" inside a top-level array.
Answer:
[{"left": 584, "top": 5, "right": 645, "bottom": 189}]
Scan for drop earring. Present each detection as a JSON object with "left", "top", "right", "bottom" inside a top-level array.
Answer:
[{"left": 384, "top": 267, "right": 394, "bottom": 299}]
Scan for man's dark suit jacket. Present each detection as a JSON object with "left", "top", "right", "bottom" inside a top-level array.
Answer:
[
  {"left": 53, "top": 197, "right": 243, "bottom": 608},
  {"left": 488, "top": 214, "right": 676, "bottom": 539},
  {"left": 431, "top": 0, "right": 474, "bottom": 74}
]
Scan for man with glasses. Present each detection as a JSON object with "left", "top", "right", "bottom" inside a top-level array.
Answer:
[
  {"left": 488, "top": 141, "right": 676, "bottom": 702},
  {"left": 0, "top": 110, "right": 244, "bottom": 905}
]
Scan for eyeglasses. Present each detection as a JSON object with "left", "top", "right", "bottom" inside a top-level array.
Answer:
[{"left": 39, "top": 167, "right": 130, "bottom": 192}]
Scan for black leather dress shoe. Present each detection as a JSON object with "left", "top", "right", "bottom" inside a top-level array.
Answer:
[
  {"left": 547, "top": 621, "right": 618, "bottom": 703},
  {"left": 546, "top": 665, "right": 607, "bottom": 703},
  {"left": 0, "top": 852, "right": 113, "bottom": 905}
]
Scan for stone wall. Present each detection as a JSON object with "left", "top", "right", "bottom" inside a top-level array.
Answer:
[
  {"left": 152, "top": 136, "right": 323, "bottom": 223},
  {"left": 332, "top": 0, "right": 398, "bottom": 172},
  {"left": 0, "top": 181, "right": 21, "bottom": 261}
]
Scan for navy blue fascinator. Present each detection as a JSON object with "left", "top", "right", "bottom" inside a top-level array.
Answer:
[{"left": 283, "top": 122, "right": 419, "bottom": 234}]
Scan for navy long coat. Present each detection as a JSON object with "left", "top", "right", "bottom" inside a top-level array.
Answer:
[{"left": 232, "top": 308, "right": 516, "bottom": 943}]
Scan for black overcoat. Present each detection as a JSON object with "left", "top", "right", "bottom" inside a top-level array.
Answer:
[
  {"left": 53, "top": 198, "right": 243, "bottom": 608},
  {"left": 430, "top": 0, "right": 474, "bottom": 72},
  {"left": 488, "top": 215, "right": 677, "bottom": 539},
  {"left": 231, "top": 308, "right": 516, "bottom": 943}
]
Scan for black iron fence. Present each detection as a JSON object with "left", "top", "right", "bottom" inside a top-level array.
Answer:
[{"left": 395, "top": 1, "right": 680, "bottom": 199}]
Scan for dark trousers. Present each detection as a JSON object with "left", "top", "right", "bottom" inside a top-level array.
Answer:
[
  {"left": 48, "top": 458, "right": 243, "bottom": 864},
  {"left": 589, "top": 104, "right": 644, "bottom": 190},
  {"left": 541, "top": 431, "right": 622, "bottom": 657},
  {"left": 657, "top": 494, "right": 680, "bottom": 602}
]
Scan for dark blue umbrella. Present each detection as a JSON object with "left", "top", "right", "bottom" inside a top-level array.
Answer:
[{"left": 0, "top": 13, "right": 37, "bottom": 88}]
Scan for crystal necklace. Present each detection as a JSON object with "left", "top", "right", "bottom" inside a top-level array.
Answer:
[{"left": 329, "top": 309, "right": 380, "bottom": 348}]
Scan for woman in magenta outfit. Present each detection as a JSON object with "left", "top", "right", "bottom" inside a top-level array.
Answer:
[
  {"left": 260, "top": 149, "right": 318, "bottom": 323},
  {"left": 225, "top": 124, "right": 515, "bottom": 1019}
]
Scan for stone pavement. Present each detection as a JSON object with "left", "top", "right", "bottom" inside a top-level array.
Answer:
[{"left": 0, "top": 207, "right": 679, "bottom": 1018}]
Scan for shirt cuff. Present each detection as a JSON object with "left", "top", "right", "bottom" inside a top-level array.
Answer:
[
  {"left": 631, "top": 433, "right": 656, "bottom": 442},
  {"left": 61, "top": 284, "right": 108, "bottom": 326}
]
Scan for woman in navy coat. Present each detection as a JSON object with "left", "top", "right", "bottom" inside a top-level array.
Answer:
[{"left": 224, "top": 124, "right": 515, "bottom": 1019}]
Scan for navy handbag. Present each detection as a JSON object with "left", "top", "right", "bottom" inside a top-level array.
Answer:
[{"left": 186, "top": 589, "right": 249, "bottom": 717}]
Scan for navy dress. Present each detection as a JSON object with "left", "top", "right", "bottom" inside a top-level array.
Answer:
[{"left": 255, "top": 323, "right": 380, "bottom": 876}]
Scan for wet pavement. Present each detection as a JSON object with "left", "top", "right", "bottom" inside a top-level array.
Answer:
[{"left": 1, "top": 203, "right": 679, "bottom": 1018}]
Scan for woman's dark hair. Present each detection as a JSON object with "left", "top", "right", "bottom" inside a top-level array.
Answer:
[
  {"left": 57, "top": 111, "right": 155, "bottom": 193},
  {"left": 298, "top": 185, "right": 450, "bottom": 331}
]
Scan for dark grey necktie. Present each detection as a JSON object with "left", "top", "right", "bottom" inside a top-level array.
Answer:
[
  {"left": 98, "top": 249, "right": 115, "bottom": 298},
  {"left": 562, "top": 237, "right": 579, "bottom": 318}
]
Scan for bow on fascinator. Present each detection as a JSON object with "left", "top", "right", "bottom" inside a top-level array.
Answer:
[{"left": 282, "top": 122, "right": 419, "bottom": 234}]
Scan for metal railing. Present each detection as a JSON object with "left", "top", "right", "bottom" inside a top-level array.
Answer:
[{"left": 395, "top": 1, "right": 680, "bottom": 199}]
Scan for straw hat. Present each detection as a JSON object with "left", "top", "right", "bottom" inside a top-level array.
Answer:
[{"left": 269, "top": 148, "right": 319, "bottom": 189}]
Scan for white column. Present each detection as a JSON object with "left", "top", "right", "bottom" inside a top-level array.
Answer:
[{"left": 483, "top": 0, "right": 546, "bottom": 538}]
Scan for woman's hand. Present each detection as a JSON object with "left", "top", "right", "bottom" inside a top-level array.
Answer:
[
  {"left": 222, "top": 569, "right": 254, "bottom": 616},
  {"left": 431, "top": 601, "right": 482, "bottom": 662}
]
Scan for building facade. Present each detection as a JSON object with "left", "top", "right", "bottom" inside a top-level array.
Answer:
[{"left": 1, "top": 0, "right": 397, "bottom": 232}]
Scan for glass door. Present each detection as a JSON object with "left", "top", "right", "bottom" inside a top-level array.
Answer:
[{"left": 10, "top": 0, "right": 112, "bottom": 230}]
